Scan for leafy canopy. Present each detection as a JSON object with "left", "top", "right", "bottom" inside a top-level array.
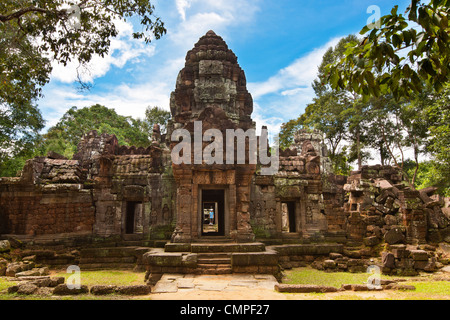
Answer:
[
  {"left": 1, "top": 0, "right": 166, "bottom": 100},
  {"left": 39, "top": 104, "right": 155, "bottom": 159},
  {"left": 0, "top": 0, "right": 166, "bottom": 175},
  {"left": 325, "top": 0, "right": 449, "bottom": 99}
]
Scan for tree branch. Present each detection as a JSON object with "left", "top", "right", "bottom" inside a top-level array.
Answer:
[{"left": 0, "top": 7, "right": 49, "bottom": 22}]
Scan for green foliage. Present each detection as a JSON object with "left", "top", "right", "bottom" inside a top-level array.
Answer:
[
  {"left": 38, "top": 104, "right": 152, "bottom": 159},
  {"left": 325, "top": 0, "right": 449, "bottom": 99},
  {"left": 405, "top": 160, "right": 449, "bottom": 196},
  {"left": 283, "top": 22, "right": 448, "bottom": 190},
  {"left": 279, "top": 118, "right": 304, "bottom": 150},
  {"left": 0, "top": 0, "right": 166, "bottom": 176},
  {"left": 0, "top": 21, "right": 46, "bottom": 175},
  {"left": 1, "top": 0, "right": 166, "bottom": 110},
  {"left": 143, "top": 106, "right": 172, "bottom": 135},
  {"left": 53, "top": 270, "right": 145, "bottom": 287},
  {"left": 0, "top": 1, "right": 166, "bottom": 67},
  {"left": 403, "top": 83, "right": 450, "bottom": 195},
  {"left": 283, "top": 267, "right": 409, "bottom": 288},
  {"left": 283, "top": 36, "right": 372, "bottom": 173},
  {"left": 424, "top": 84, "right": 450, "bottom": 171}
]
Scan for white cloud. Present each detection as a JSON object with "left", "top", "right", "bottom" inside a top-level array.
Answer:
[
  {"left": 248, "top": 37, "right": 341, "bottom": 100},
  {"left": 40, "top": 82, "right": 171, "bottom": 130},
  {"left": 247, "top": 36, "right": 343, "bottom": 133},
  {"left": 168, "top": 0, "right": 260, "bottom": 50},
  {"left": 169, "top": 12, "right": 228, "bottom": 50},
  {"left": 39, "top": 0, "right": 262, "bottom": 132},
  {"left": 252, "top": 102, "right": 284, "bottom": 143},
  {"left": 176, "top": 0, "right": 192, "bottom": 21},
  {"left": 50, "top": 19, "right": 156, "bottom": 84}
]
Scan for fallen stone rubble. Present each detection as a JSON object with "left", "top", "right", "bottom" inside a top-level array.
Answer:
[
  {"left": 274, "top": 280, "right": 417, "bottom": 293},
  {"left": 3, "top": 275, "right": 151, "bottom": 296}
]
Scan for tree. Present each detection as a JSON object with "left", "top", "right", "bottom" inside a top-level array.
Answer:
[
  {"left": 280, "top": 35, "right": 377, "bottom": 174},
  {"left": 304, "top": 35, "right": 371, "bottom": 172},
  {"left": 365, "top": 93, "right": 430, "bottom": 187},
  {"left": 325, "top": 0, "right": 449, "bottom": 99},
  {"left": 0, "top": 1, "right": 166, "bottom": 172},
  {"left": 422, "top": 83, "right": 450, "bottom": 195},
  {"left": 39, "top": 104, "right": 152, "bottom": 159},
  {"left": 1, "top": 0, "right": 166, "bottom": 95},
  {"left": 143, "top": 106, "right": 171, "bottom": 136},
  {"left": 0, "top": 21, "right": 48, "bottom": 176},
  {"left": 0, "top": 1, "right": 166, "bottom": 65},
  {"left": 279, "top": 118, "right": 303, "bottom": 150}
]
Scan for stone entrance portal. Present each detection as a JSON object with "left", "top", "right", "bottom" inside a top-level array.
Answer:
[
  {"left": 282, "top": 202, "right": 296, "bottom": 233},
  {"left": 125, "top": 201, "right": 143, "bottom": 235},
  {"left": 201, "top": 189, "right": 225, "bottom": 237}
]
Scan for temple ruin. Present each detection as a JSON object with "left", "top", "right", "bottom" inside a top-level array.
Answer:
[{"left": 1, "top": 31, "right": 449, "bottom": 281}]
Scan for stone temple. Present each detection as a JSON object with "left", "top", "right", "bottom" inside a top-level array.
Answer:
[{"left": 1, "top": 31, "right": 449, "bottom": 280}]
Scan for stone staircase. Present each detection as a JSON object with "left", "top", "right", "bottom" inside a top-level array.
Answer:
[
  {"left": 166, "top": 242, "right": 267, "bottom": 275},
  {"left": 144, "top": 242, "right": 280, "bottom": 277},
  {"left": 79, "top": 247, "right": 150, "bottom": 270},
  {"left": 197, "top": 253, "right": 232, "bottom": 275}
]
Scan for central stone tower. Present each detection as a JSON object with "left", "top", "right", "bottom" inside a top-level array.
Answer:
[{"left": 168, "top": 30, "right": 256, "bottom": 243}]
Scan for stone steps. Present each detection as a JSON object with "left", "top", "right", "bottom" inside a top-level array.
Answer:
[
  {"left": 78, "top": 246, "right": 150, "bottom": 270},
  {"left": 193, "top": 237, "right": 234, "bottom": 243},
  {"left": 197, "top": 253, "right": 231, "bottom": 264},
  {"left": 197, "top": 253, "right": 232, "bottom": 275},
  {"left": 164, "top": 242, "right": 267, "bottom": 253},
  {"left": 198, "top": 264, "right": 232, "bottom": 275},
  {"left": 198, "top": 257, "right": 232, "bottom": 264},
  {"left": 191, "top": 242, "right": 266, "bottom": 253},
  {"left": 78, "top": 263, "right": 137, "bottom": 270}
]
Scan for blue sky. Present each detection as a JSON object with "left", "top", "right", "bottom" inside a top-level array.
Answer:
[{"left": 38, "top": 0, "right": 412, "bottom": 136}]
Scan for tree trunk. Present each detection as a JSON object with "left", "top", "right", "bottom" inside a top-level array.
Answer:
[
  {"left": 357, "top": 130, "right": 362, "bottom": 170},
  {"left": 411, "top": 143, "right": 420, "bottom": 189},
  {"left": 380, "top": 143, "right": 385, "bottom": 166}
]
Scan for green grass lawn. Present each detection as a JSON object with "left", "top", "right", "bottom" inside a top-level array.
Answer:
[
  {"left": 400, "top": 281, "right": 450, "bottom": 300},
  {"left": 52, "top": 270, "right": 145, "bottom": 287},
  {"left": 0, "top": 278, "right": 17, "bottom": 293},
  {"left": 0, "top": 270, "right": 146, "bottom": 300},
  {"left": 282, "top": 267, "right": 450, "bottom": 300},
  {"left": 283, "top": 267, "right": 410, "bottom": 288}
]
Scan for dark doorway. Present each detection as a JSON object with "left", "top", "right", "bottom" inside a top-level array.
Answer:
[
  {"left": 202, "top": 189, "right": 225, "bottom": 236},
  {"left": 282, "top": 201, "right": 296, "bottom": 233},
  {"left": 125, "top": 202, "right": 139, "bottom": 234}
]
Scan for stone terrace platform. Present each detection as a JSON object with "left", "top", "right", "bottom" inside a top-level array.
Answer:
[
  {"left": 142, "top": 242, "right": 344, "bottom": 282},
  {"left": 143, "top": 243, "right": 280, "bottom": 278}
]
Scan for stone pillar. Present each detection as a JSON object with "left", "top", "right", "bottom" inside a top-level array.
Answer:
[
  {"left": 235, "top": 166, "right": 256, "bottom": 242},
  {"left": 172, "top": 182, "right": 193, "bottom": 243}
]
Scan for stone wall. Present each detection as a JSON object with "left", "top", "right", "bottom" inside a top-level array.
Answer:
[
  {"left": 249, "top": 130, "right": 343, "bottom": 242},
  {"left": 0, "top": 159, "right": 95, "bottom": 236},
  {"left": 0, "top": 130, "right": 175, "bottom": 241}
]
